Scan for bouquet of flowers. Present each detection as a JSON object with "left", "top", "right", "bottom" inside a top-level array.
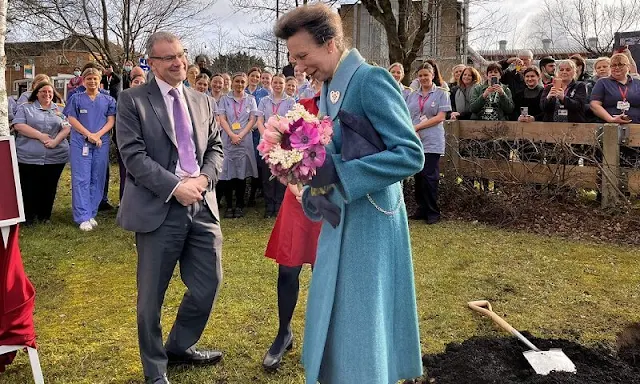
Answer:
[{"left": 257, "top": 103, "right": 333, "bottom": 186}]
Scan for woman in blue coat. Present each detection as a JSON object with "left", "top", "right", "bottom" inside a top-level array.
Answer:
[{"left": 275, "top": 4, "right": 425, "bottom": 383}]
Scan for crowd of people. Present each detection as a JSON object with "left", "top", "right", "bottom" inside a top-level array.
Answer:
[{"left": 7, "top": 2, "right": 640, "bottom": 383}]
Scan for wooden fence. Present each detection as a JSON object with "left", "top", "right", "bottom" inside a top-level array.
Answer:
[{"left": 441, "top": 121, "right": 640, "bottom": 208}]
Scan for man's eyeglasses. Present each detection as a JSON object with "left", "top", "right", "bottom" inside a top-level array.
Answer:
[
  {"left": 149, "top": 51, "right": 187, "bottom": 63},
  {"left": 611, "top": 63, "right": 628, "bottom": 69}
]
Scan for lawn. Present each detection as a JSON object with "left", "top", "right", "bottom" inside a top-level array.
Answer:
[{"left": 2, "top": 166, "right": 640, "bottom": 383}]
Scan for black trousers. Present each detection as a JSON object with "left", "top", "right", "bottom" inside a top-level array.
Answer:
[
  {"left": 261, "top": 161, "right": 285, "bottom": 212},
  {"left": 414, "top": 153, "right": 441, "bottom": 221},
  {"left": 224, "top": 178, "right": 246, "bottom": 209},
  {"left": 18, "top": 162, "right": 65, "bottom": 223}
]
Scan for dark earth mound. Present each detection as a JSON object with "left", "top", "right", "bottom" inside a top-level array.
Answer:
[
  {"left": 617, "top": 323, "right": 640, "bottom": 369},
  {"left": 420, "top": 334, "right": 640, "bottom": 384}
]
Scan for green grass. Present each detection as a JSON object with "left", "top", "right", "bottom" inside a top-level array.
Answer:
[{"left": 2, "top": 166, "right": 640, "bottom": 383}]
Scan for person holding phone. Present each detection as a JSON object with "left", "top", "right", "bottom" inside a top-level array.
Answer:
[
  {"left": 511, "top": 66, "right": 544, "bottom": 122},
  {"left": 470, "top": 62, "right": 514, "bottom": 121},
  {"left": 590, "top": 53, "right": 640, "bottom": 124},
  {"left": 541, "top": 60, "right": 587, "bottom": 123}
]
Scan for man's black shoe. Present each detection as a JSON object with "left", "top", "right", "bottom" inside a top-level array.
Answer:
[
  {"left": 145, "top": 373, "right": 170, "bottom": 384},
  {"left": 166, "top": 347, "right": 223, "bottom": 366},
  {"left": 409, "top": 213, "right": 426, "bottom": 220}
]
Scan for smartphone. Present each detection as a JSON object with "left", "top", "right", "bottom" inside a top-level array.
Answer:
[
  {"left": 490, "top": 77, "right": 499, "bottom": 86},
  {"left": 520, "top": 107, "right": 529, "bottom": 116},
  {"left": 553, "top": 77, "right": 562, "bottom": 89}
]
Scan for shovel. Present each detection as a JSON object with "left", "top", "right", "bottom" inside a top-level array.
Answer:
[{"left": 468, "top": 300, "right": 576, "bottom": 375}]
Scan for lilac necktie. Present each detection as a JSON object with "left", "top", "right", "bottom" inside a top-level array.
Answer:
[{"left": 168, "top": 88, "right": 198, "bottom": 174}]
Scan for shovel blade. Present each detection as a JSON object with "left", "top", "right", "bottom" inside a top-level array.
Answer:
[{"left": 523, "top": 349, "right": 577, "bottom": 375}]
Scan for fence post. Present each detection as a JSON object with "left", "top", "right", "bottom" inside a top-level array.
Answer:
[
  {"left": 444, "top": 120, "right": 461, "bottom": 174},
  {"left": 601, "top": 123, "right": 620, "bottom": 208}
]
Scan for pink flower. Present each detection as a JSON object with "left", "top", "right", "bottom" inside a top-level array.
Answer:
[
  {"left": 302, "top": 144, "right": 326, "bottom": 169},
  {"left": 257, "top": 139, "right": 275, "bottom": 155},
  {"left": 266, "top": 116, "right": 290, "bottom": 134},
  {"left": 263, "top": 130, "right": 281, "bottom": 144},
  {"left": 318, "top": 118, "right": 334, "bottom": 145},
  {"left": 290, "top": 121, "right": 320, "bottom": 150}
]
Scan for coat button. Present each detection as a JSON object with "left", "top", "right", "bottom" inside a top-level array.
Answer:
[{"left": 172, "top": 160, "right": 177, "bottom": 165}]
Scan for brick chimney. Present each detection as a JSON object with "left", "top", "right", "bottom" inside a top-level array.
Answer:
[
  {"left": 542, "top": 38, "right": 552, "bottom": 50},
  {"left": 499, "top": 40, "right": 507, "bottom": 52}
]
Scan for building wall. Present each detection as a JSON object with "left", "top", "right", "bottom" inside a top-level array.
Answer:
[
  {"left": 339, "top": 0, "right": 463, "bottom": 82},
  {"left": 5, "top": 49, "right": 97, "bottom": 95}
]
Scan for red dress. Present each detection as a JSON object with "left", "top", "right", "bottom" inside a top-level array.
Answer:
[
  {"left": 265, "top": 94, "right": 322, "bottom": 267},
  {"left": 265, "top": 188, "right": 322, "bottom": 266}
]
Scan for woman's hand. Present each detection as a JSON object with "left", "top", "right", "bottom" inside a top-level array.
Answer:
[
  {"left": 518, "top": 115, "right": 534, "bottom": 123},
  {"left": 38, "top": 132, "right": 51, "bottom": 145},
  {"left": 87, "top": 132, "right": 102, "bottom": 144},
  {"left": 547, "top": 87, "right": 559, "bottom": 99},
  {"left": 610, "top": 114, "right": 632, "bottom": 124},
  {"left": 495, "top": 85, "right": 505, "bottom": 96},
  {"left": 482, "top": 87, "right": 492, "bottom": 98},
  {"left": 450, "top": 112, "right": 460, "bottom": 120},
  {"left": 231, "top": 133, "right": 242, "bottom": 145},
  {"left": 44, "top": 138, "right": 60, "bottom": 148}
]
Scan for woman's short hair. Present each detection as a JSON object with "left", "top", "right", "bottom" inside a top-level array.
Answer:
[
  {"left": 232, "top": 72, "right": 247, "bottom": 80},
  {"left": 285, "top": 76, "right": 297, "bottom": 83},
  {"left": 569, "top": 54, "right": 586, "bottom": 69},
  {"left": 31, "top": 74, "right": 51, "bottom": 90},
  {"left": 522, "top": 66, "right": 540, "bottom": 77},
  {"left": 248, "top": 66, "right": 262, "bottom": 76},
  {"left": 388, "top": 62, "right": 404, "bottom": 74},
  {"left": 82, "top": 67, "right": 102, "bottom": 78},
  {"left": 274, "top": 3, "right": 345, "bottom": 51},
  {"left": 28, "top": 82, "right": 53, "bottom": 102},
  {"left": 459, "top": 66, "right": 481, "bottom": 86},
  {"left": 593, "top": 57, "right": 611, "bottom": 71},
  {"left": 450, "top": 64, "right": 466, "bottom": 83},
  {"left": 416, "top": 62, "right": 434, "bottom": 74},
  {"left": 611, "top": 53, "right": 630, "bottom": 65},
  {"left": 486, "top": 62, "right": 503, "bottom": 76},
  {"left": 195, "top": 73, "right": 210, "bottom": 83},
  {"left": 557, "top": 60, "right": 578, "bottom": 80}
]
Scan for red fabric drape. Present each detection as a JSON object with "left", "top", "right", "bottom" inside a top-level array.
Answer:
[{"left": 0, "top": 225, "right": 37, "bottom": 373}]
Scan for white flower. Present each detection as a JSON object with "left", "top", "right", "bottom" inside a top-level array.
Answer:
[
  {"left": 266, "top": 144, "right": 304, "bottom": 170},
  {"left": 285, "top": 103, "right": 318, "bottom": 123}
]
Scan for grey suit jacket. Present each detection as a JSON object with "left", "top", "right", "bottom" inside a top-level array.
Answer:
[{"left": 116, "top": 78, "right": 223, "bottom": 233}]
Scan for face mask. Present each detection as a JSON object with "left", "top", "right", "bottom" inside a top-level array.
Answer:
[
  {"left": 74, "top": 71, "right": 81, "bottom": 76},
  {"left": 124, "top": 66, "right": 132, "bottom": 72}
]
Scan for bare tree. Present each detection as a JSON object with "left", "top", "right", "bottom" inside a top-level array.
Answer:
[
  {"left": 0, "top": 0, "right": 8, "bottom": 136},
  {"left": 535, "top": 0, "right": 640, "bottom": 55},
  {"left": 9, "top": 0, "right": 217, "bottom": 68}
]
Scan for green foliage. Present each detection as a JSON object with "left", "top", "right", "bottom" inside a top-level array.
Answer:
[
  {"left": 3, "top": 166, "right": 640, "bottom": 383},
  {"left": 210, "top": 52, "right": 267, "bottom": 75}
]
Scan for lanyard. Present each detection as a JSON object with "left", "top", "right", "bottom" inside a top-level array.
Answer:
[
  {"left": 618, "top": 85, "right": 628, "bottom": 102},
  {"left": 418, "top": 93, "right": 431, "bottom": 114},
  {"left": 272, "top": 100, "right": 283, "bottom": 115},
  {"left": 233, "top": 98, "right": 245, "bottom": 122}
]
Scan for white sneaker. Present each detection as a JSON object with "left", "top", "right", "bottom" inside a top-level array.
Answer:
[
  {"left": 79, "top": 221, "right": 93, "bottom": 231},
  {"left": 89, "top": 218, "right": 98, "bottom": 227}
]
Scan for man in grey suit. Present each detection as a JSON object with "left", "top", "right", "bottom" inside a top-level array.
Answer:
[{"left": 116, "top": 31, "right": 224, "bottom": 384}]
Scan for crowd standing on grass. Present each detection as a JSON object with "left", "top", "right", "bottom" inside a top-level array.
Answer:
[{"left": 6, "top": 6, "right": 640, "bottom": 381}]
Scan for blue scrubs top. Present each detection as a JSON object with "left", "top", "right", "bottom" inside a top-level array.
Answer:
[
  {"left": 245, "top": 86, "right": 270, "bottom": 106},
  {"left": 13, "top": 101, "right": 69, "bottom": 165},
  {"left": 63, "top": 92, "right": 116, "bottom": 146},
  {"left": 591, "top": 75, "right": 640, "bottom": 123}
]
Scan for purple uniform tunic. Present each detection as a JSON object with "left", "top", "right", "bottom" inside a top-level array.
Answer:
[{"left": 217, "top": 93, "right": 259, "bottom": 180}]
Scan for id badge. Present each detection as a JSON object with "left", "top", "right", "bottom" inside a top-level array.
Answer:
[
  {"left": 617, "top": 101, "right": 631, "bottom": 111},
  {"left": 419, "top": 115, "right": 427, "bottom": 122},
  {"left": 82, "top": 144, "right": 89, "bottom": 157},
  {"left": 485, "top": 108, "right": 494, "bottom": 114},
  {"left": 558, "top": 108, "right": 568, "bottom": 116},
  {"left": 231, "top": 122, "right": 241, "bottom": 131},
  {"left": 80, "top": 109, "right": 88, "bottom": 114}
]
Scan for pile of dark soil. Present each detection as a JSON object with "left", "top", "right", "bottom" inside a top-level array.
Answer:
[
  {"left": 420, "top": 333, "right": 640, "bottom": 384},
  {"left": 403, "top": 178, "right": 640, "bottom": 245}
]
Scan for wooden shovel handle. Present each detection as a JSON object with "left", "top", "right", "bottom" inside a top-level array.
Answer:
[{"left": 468, "top": 300, "right": 516, "bottom": 334}]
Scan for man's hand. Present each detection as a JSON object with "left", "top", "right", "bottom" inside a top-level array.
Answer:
[{"left": 173, "top": 179, "right": 205, "bottom": 206}]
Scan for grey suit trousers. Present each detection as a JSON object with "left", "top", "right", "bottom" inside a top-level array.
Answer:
[{"left": 135, "top": 199, "right": 223, "bottom": 380}]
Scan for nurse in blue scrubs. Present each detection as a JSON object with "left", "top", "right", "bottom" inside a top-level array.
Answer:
[{"left": 64, "top": 67, "right": 116, "bottom": 231}]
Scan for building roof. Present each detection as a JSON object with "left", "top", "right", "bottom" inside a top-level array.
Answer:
[
  {"left": 477, "top": 47, "right": 590, "bottom": 58},
  {"left": 6, "top": 35, "right": 122, "bottom": 57}
]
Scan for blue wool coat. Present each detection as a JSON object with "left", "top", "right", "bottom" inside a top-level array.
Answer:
[{"left": 301, "top": 49, "right": 425, "bottom": 383}]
